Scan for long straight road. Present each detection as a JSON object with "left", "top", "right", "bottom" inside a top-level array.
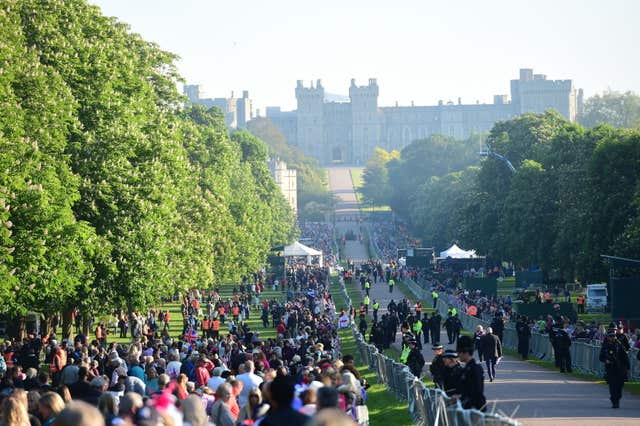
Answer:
[{"left": 327, "top": 166, "right": 640, "bottom": 426}]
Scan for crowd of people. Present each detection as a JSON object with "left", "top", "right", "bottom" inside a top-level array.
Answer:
[
  {"left": 298, "top": 222, "right": 337, "bottom": 267},
  {"left": 0, "top": 266, "right": 374, "bottom": 426}
]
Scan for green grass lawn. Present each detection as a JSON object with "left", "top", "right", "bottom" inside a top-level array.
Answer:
[
  {"left": 106, "top": 286, "right": 288, "bottom": 345},
  {"left": 330, "top": 275, "right": 414, "bottom": 426}
]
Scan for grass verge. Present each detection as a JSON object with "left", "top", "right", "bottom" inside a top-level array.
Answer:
[{"left": 330, "top": 275, "right": 414, "bottom": 426}]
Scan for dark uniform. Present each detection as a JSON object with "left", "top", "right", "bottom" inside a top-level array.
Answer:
[
  {"left": 429, "top": 353, "right": 446, "bottom": 389},
  {"left": 516, "top": 318, "right": 531, "bottom": 360},
  {"left": 552, "top": 327, "right": 572, "bottom": 373},
  {"left": 457, "top": 357, "right": 486, "bottom": 411},
  {"left": 444, "top": 315, "right": 462, "bottom": 344},
  {"left": 600, "top": 334, "right": 630, "bottom": 408},
  {"left": 442, "top": 363, "right": 463, "bottom": 396},
  {"left": 407, "top": 345, "right": 426, "bottom": 378},
  {"left": 429, "top": 312, "right": 441, "bottom": 344}
]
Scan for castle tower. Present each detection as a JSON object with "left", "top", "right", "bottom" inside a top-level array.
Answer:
[
  {"left": 350, "top": 78, "right": 380, "bottom": 164},
  {"left": 295, "top": 79, "right": 325, "bottom": 161}
]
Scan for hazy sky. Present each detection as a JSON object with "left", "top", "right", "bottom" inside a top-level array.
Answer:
[{"left": 90, "top": 0, "right": 639, "bottom": 113}]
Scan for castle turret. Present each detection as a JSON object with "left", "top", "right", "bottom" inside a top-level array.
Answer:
[
  {"left": 295, "top": 80, "right": 325, "bottom": 160},
  {"left": 349, "top": 78, "right": 380, "bottom": 164}
]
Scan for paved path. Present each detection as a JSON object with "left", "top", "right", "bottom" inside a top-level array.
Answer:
[{"left": 326, "top": 166, "right": 640, "bottom": 426}]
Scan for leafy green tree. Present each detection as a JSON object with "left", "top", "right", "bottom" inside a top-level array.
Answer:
[
  {"left": 247, "top": 117, "right": 334, "bottom": 220},
  {"left": 579, "top": 91, "right": 640, "bottom": 129},
  {"left": 361, "top": 148, "right": 399, "bottom": 207},
  {"left": 387, "top": 134, "right": 481, "bottom": 217}
]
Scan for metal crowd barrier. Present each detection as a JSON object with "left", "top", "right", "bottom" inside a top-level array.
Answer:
[
  {"left": 337, "top": 277, "right": 521, "bottom": 426},
  {"left": 403, "top": 278, "right": 640, "bottom": 382}
]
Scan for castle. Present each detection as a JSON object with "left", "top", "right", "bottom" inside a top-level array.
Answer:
[
  {"left": 183, "top": 85, "right": 253, "bottom": 129},
  {"left": 266, "top": 69, "right": 583, "bottom": 164}
]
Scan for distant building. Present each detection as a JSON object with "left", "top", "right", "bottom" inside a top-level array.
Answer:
[
  {"left": 268, "top": 159, "right": 297, "bottom": 215},
  {"left": 183, "top": 85, "right": 253, "bottom": 129},
  {"left": 267, "top": 69, "right": 582, "bottom": 164}
]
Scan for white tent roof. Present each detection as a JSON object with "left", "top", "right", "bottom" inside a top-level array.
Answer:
[
  {"left": 283, "top": 241, "right": 322, "bottom": 257},
  {"left": 440, "top": 244, "right": 476, "bottom": 259}
]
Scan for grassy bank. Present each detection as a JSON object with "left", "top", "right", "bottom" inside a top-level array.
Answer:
[{"left": 330, "top": 275, "right": 414, "bottom": 425}]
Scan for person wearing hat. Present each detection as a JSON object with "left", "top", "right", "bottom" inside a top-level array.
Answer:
[
  {"left": 441, "top": 349, "right": 462, "bottom": 396},
  {"left": 429, "top": 345, "right": 445, "bottom": 389},
  {"left": 405, "top": 339, "right": 425, "bottom": 378},
  {"left": 615, "top": 323, "right": 631, "bottom": 351},
  {"left": 599, "top": 329, "right": 630, "bottom": 408},
  {"left": 455, "top": 335, "right": 486, "bottom": 411}
]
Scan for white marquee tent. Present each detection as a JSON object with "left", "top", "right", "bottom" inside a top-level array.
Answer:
[
  {"left": 439, "top": 244, "right": 476, "bottom": 259},
  {"left": 283, "top": 241, "right": 323, "bottom": 266}
]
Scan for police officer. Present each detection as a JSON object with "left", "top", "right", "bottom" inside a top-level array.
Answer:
[
  {"left": 614, "top": 322, "right": 631, "bottom": 351},
  {"left": 421, "top": 313, "right": 430, "bottom": 345},
  {"left": 600, "top": 329, "right": 630, "bottom": 408},
  {"left": 516, "top": 316, "right": 531, "bottom": 360},
  {"left": 412, "top": 314, "right": 424, "bottom": 350},
  {"left": 429, "top": 310, "right": 442, "bottom": 345},
  {"left": 406, "top": 339, "right": 426, "bottom": 378},
  {"left": 441, "top": 349, "right": 462, "bottom": 396},
  {"left": 372, "top": 299, "right": 380, "bottom": 323},
  {"left": 429, "top": 344, "right": 446, "bottom": 389},
  {"left": 455, "top": 335, "right": 486, "bottom": 411},
  {"left": 553, "top": 323, "right": 572, "bottom": 373}
]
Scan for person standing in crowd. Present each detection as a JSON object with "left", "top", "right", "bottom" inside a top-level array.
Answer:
[
  {"left": 444, "top": 313, "right": 462, "bottom": 345},
  {"left": 372, "top": 300, "right": 379, "bottom": 323},
  {"left": 455, "top": 336, "right": 486, "bottom": 411},
  {"left": 429, "top": 345, "right": 445, "bottom": 389},
  {"left": 441, "top": 349, "right": 463, "bottom": 396},
  {"left": 474, "top": 325, "right": 485, "bottom": 362},
  {"left": 614, "top": 322, "right": 631, "bottom": 351},
  {"left": 516, "top": 316, "right": 531, "bottom": 360},
  {"left": 600, "top": 329, "right": 630, "bottom": 408},
  {"left": 429, "top": 311, "right": 441, "bottom": 345},
  {"left": 552, "top": 322, "right": 572, "bottom": 373},
  {"left": 490, "top": 313, "right": 504, "bottom": 344},
  {"left": 421, "top": 313, "right": 430, "bottom": 345},
  {"left": 388, "top": 277, "right": 395, "bottom": 293},
  {"left": 431, "top": 290, "right": 439, "bottom": 309},
  {"left": 405, "top": 339, "right": 425, "bottom": 378},
  {"left": 480, "top": 327, "right": 502, "bottom": 382}
]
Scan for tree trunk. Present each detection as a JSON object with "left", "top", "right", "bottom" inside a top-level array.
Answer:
[
  {"left": 61, "top": 307, "right": 73, "bottom": 340},
  {"left": 17, "top": 316, "right": 26, "bottom": 341},
  {"left": 43, "top": 316, "right": 52, "bottom": 337}
]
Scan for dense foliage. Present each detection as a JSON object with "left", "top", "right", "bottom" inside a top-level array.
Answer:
[
  {"left": 579, "top": 91, "right": 640, "bottom": 130},
  {"left": 247, "top": 117, "right": 334, "bottom": 221},
  {"left": 371, "top": 111, "right": 640, "bottom": 281},
  {"left": 0, "top": 0, "right": 295, "bottom": 333}
]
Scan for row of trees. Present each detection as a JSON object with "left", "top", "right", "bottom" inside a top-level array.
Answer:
[
  {"left": 248, "top": 118, "right": 334, "bottom": 221},
  {"left": 0, "top": 0, "right": 295, "bottom": 336},
  {"left": 363, "top": 111, "right": 640, "bottom": 281}
]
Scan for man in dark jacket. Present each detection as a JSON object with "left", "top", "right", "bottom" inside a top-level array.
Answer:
[
  {"left": 490, "top": 313, "right": 505, "bottom": 344},
  {"left": 516, "top": 316, "right": 531, "bottom": 360},
  {"left": 444, "top": 314, "right": 462, "bottom": 344},
  {"left": 480, "top": 326, "right": 502, "bottom": 382},
  {"left": 600, "top": 330, "right": 630, "bottom": 408},
  {"left": 455, "top": 336, "right": 486, "bottom": 411},
  {"left": 429, "top": 312, "right": 442, "bottom": 345},
  {"left": 406, "top": 340, "right": 425, "bottom": 378},
  {"left": 429, "top": 345, "right": 445, "bottom": 389},
  {"left": 553, "top": 325, "right": 572, "bottom": 373},
  {"left": 441, "top": 349, "right": 463, "bottom": 396}
]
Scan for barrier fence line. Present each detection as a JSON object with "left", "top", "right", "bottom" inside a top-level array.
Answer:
[
  {"left": 402, "top": 278, "right": 640, "bottom": 382},
  {"left": 336, "top": 276, "right": 522, "bottom": 426}
]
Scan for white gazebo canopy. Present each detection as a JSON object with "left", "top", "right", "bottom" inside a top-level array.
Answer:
[
  {"left": 283, "top": 241, "right": 323, "bottom": 266},
  {"left": 440, "top": 244, "right": 476, "bottom": 259}
]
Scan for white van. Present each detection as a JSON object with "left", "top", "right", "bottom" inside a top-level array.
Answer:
[{"left": 586, "top": 283, "right": 608, "bottom": 313}]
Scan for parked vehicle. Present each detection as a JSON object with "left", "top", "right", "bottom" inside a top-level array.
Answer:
[{"left": 586, "top": 283, "right": 608, "bottom": 313}]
